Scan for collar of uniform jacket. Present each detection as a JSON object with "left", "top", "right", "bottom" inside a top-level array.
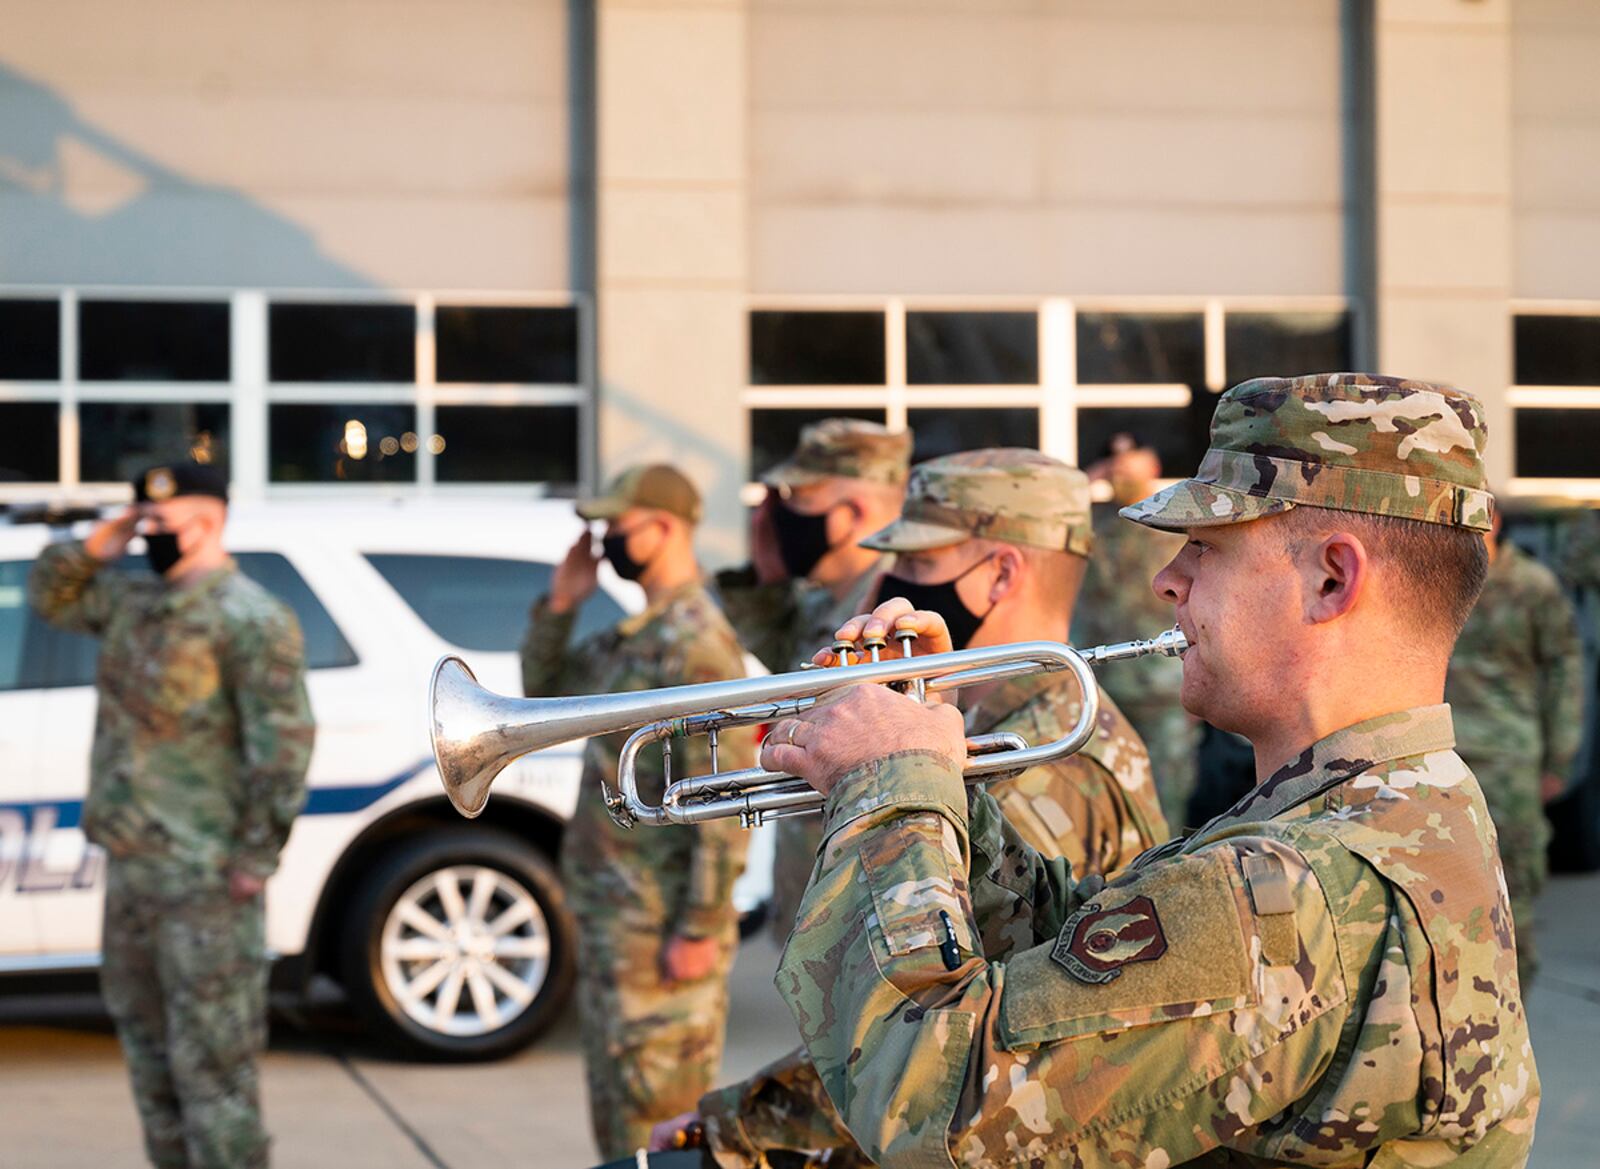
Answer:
[
  {"left": 1183, "top": 704, "right": 1458, "bottom": 849},
  {"left": 616, "top": 579, "right": 706, "bottom": 639},
  {"left": 151, "top": 557, "right": 238, "bottom": 614}
]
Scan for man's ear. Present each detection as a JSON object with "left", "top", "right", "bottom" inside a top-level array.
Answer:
[
  {"left": 826, "top": 497, "right": 864, "bottom": 544},
  {"left": 989, "top": 546, "right": 1026, "bottom": 605},
  {"left": 1305, "top": 531, "right": 1369, "bottom": 624}
]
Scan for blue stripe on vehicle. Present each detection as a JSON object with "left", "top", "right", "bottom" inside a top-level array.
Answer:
[{"left": 0, "top": 749, "right": 584, "bottom": 825}]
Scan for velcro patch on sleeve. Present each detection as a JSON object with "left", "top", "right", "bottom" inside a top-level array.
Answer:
[
  {"left": 859, "top": 812, "right": 973, "bottom": 958},
  {"left": 1241, "top": 850, "right": 1300, "bottom": 966},
  {"left": 1000, "top": 846, "right": 1257, "bottom": 1049}
]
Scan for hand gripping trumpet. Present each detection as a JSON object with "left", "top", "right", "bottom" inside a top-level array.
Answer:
[{"left": 429, "top": 626, "right": 1187, "bottom": 829}]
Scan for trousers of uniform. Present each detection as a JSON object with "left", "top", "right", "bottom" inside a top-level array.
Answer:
[
  {"left": 570, "top": 896, "right": 737, "bottom": 1159},
  {"left": 102, "top": 861, "right": 270, "bottom": 1169},
  {"left": 1465, "top": 754, "right": 1550, "bottom": 987},
  {"left": 1118, "top": 698, "right": 1202, "bottom": 829}
]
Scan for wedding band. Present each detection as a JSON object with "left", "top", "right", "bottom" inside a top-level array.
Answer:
[{"left": 784, "top": 721, "right": 799, "bottom": 745}]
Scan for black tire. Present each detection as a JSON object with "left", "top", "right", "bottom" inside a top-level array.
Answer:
[{"left": 340, "top": 827, "right": 576, "bottom": 1061}]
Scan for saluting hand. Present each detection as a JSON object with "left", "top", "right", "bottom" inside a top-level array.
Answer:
[
  {"left": 549, "top": 531, "right": 600, "bottom": 614},
  {"left": 84, "top": 507, "right": 140, "bottom": 563}
]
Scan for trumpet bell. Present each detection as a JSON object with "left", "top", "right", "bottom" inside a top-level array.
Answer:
[{"left": 430, "top": 655, "right": 498, "bottom": 817}]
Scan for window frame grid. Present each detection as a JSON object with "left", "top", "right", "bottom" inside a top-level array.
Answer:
[
  {"left": 0, "top": 285, "right": 592, "bottom": 504},
  {"left": 742, "top": 294, "right": 1355, "bottom": 494},
  {"left": 1508, "top": 298, "right": 1600, "bottom": 501}
]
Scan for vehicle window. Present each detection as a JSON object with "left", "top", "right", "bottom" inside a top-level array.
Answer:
[
  {"left": 364, "top": 553, "right": 626, "bottom": 652},
  {"left": 0, "top": 558, "right": 101, "bottom": 690},
  {"left": 233, "top": 553, "right": 359, "bottom": 670}
]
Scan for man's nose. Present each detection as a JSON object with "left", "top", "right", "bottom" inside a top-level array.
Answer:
[{"left": 1151, "top": 557, "right": 1187, "bottom": 606}]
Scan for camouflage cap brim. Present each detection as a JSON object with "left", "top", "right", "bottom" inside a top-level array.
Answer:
[
  {"left": 760, "top": 458, "right": 830, "bottom": 489},
  {"left": 574, "top": 495, "right": 629, "bottom": 520},
  {"left": 858, "top": 516, "right": 971, "bottom": 553},
  {"left": 1119, "top": 480, "right": 1297, "bottom": 532}
]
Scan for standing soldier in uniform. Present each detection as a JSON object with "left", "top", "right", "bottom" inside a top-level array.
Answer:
[
  {"left": 715, "top": 419, "right": 911, "bottom": 943},
  {"left": 745, "top": 375, "right": 1537, "bottom": 1167},
  {"left": 659, "top": 449, "right": 1170, "bottom": 1166},
  {"left": 29, "top": 462, "right": 314, "bottom": 1169},
  {"left": 1445, "top": 507, "right": 1583, "bottom": 985},
  {"left": 1075, "top": 433, "right": 1200, "bottom": 825},
  {"left": 521, "top": 464, "right": 756, "bottom": 1159}
]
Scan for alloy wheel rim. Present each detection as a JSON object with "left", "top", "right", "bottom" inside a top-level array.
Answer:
[{"left": 379, "top": 864, "right": 552, "bottom": 1038}]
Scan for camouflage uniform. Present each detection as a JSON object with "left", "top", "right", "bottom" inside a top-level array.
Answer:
[
  {"left": 523, "top": 580, "right": 755, "bottom": 1159},
  {"left": 1072, "top": 514, "right": 1200, "bottom": 827},
  {"left": 29, "top": 540, "right": 313, "bottom": 1169},
  {"left": 714, "top": 420, "right": 912, "bottom": 945},
  {"left": 772, "top": 376, "right": 1536, "bottom": 1167},
  {"left": 700, "top": 451, "right": 1171, "bottom": 1167},
  {"left": 1445, "top": 540, "right": 1582, "bottom": 984}
]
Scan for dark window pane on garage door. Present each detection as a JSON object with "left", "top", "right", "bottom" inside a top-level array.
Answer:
[
  {"left": 365, "top": 554, "right": 627, "bottom": 652},
  {"left": 907, "top": 408, "right": 1038, "bottom": 464},
  {"left": 907, "top": 312, "right": 1038, "bottom": 385},
  {"left": 233, "top": 553, "right": 358, "bottom": 669},
  {"left": 1077, "top": 406, "right": 1207, "bottom": 478},
  {"left": 1225, "top": 312, "right": 1352, "bottom": 385},
  {"left": 751, "top": 311, "right": 886, "bottom": 385},
  {"left": 433, "top": 406, "right": 579, "bottom": 484},
  {"left": 270, "top": 303, "right": 416, "bottom": 383},
  {"left": 1515, "top": 316, "right": 1600, "bottom": 386},
  {"left": 1077, "top": 312, "right": 1204, "bottom": 386},
  {"left": 79, "top": 402, "right": 230, "bottom": 483},
  {"left": 270, "top": 404, "right": 417, "bottom": 483},
  {"left": 749, "top": 407, "right": 885, "bottom": 481},
  {"left": 0, "top": 403, "right": 58, "bottom": 481},
  {"left": 1515, "top": 409, "right": 1600, "bottom": 478},
  {"left": 0, "top": 299, "right": 60, "bottom": 380},
  {"left": 436, "top": 306, "right": 580, "bottom": 384},
  {"left": 80, "top": 300, "right": 230, "bottom": 382}
]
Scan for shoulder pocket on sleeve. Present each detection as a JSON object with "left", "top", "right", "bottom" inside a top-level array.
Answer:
[
  {"left": 859, "top": 812, "right": 974, "bottom": 958},
  {"left": 999, "top": 847, "right": 1258, "bottom": 1049}
]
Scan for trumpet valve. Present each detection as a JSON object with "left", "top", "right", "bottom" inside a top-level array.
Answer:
[
  {"left": 831, "top": 639, "right": 856, "bottom": 667},
  {"left": 862, "top": 634, "right": 886, "bottom": 663}
]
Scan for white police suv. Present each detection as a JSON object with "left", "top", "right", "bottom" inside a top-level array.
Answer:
[{"left": 0, "top": 501, "right": 772, "bottom": 1060}]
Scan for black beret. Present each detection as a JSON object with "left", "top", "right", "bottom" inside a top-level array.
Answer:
[{"left": 133, "top": 462, "right": 229, "bottom": 504}]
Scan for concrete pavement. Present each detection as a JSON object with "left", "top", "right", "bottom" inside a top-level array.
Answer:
[{"left": 3, "top": 872, "right": 1597, "bottom": 1168}]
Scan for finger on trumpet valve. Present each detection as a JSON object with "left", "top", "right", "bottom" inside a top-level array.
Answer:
[{"left": 862, "top": 633, "right": 886, "bottom": 663}]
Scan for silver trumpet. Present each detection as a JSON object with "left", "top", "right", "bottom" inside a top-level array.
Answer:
[{"left": 430, "top": 626, "right": 1186, "bottom": 829}]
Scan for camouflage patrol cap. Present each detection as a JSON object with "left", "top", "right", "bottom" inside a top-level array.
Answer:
[
  {"left": 1121, "top": 373, "right": 1494, "bottom": 533},
  {"left": 577, "top": 464, "right": 702, "bottom": 525},
  {"left": 762, "top": 418, "right": 912, "bottom": 489},
  {"left": 861, "top": 448, "right": 1093, "bottom": 555}
]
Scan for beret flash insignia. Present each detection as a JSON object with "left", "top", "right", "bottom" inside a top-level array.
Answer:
[{"left": 144, "top": 468, "right": 177, "bottom": 501}]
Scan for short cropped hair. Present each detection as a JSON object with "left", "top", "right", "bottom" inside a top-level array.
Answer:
[{"left": 1277, "top": 507, "right": 1488, "bottom": 642}]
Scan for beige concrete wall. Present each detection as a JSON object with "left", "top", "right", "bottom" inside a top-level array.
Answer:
[
  {"left": 1512, "top": 0, "right": 1600, "bottom": 301},
  {"left": 595, "top": 0, "right": 749, "bottom": 563},
  {"left": 1374, "top": 0, "right": 1513, "bottom": 486},
  {"left": 747, "top": 0, "right": 1344, "bottom": 297},
  {"left": 0, "top": 0, "right": 569, "bottom": 290}
]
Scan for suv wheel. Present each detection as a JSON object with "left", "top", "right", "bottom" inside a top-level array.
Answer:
[{"left": 341, "top": 827, "right": 575, "bottom": 1060}]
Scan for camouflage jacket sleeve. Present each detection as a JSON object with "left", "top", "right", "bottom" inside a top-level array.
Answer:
[
  {"left": 778, "top": 751, "right": 1352, "bottom": 1169},
  {"left": 713, "top": 564, "right": 801, "bottom": 674},
  {"left": 27, "top": 540, "right": 125, "bottom": 636},
  {"left": 700, "top": 785, "right": 1079, "bottom": 1167},
  {"left": 1533, "top": 576, "right": 1584, "bottom": 778},
  {"left": 520, "top": 594, "right": 582, "bottom": 698},
  {"left": 224, "top": 603, "right": 316, "bottom": 879}
]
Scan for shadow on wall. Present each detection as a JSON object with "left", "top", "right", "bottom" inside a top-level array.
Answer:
[
  {"left": 598, "top": 379, "right": 749, "bottom": 561},
  {"left": 0, "top": 62, "right": 373, "bottom": 289}
]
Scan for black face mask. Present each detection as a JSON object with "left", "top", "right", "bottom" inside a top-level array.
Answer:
[
  {"left": 602, "top": 530, "right": 649, "bottom": 582},
  {"left": 144, "top": 532, "right": 184, "bottom": 577},
  {"left": 770, "top": 499, "right": 839, "bottom": 579},
  {"left": 874, "top": 557, "right": 995, "bottom": 651}
]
